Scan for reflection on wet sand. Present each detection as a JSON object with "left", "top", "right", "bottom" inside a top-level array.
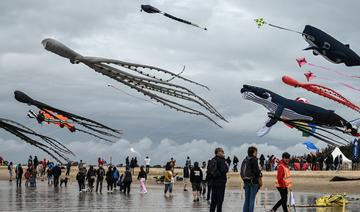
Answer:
[{"left": 0, "top": 181, "right": 358, "bottom": 211}]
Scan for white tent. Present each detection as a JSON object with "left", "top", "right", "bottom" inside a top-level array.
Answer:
[{"left": 331, "top": 147, "right": 352, "bottom": 169}]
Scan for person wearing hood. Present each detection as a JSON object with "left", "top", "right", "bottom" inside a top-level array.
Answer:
[{"left": 270, "top": 152, "right": 292, "bottom": 212}]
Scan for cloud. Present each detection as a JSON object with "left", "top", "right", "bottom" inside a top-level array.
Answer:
[{"left": 0, "top": 137, "right": 327, "bottom": 166}]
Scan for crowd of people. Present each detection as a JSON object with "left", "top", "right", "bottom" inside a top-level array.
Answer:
[{"left": 2, "top": 147, "right": 349, "bottom": 212}]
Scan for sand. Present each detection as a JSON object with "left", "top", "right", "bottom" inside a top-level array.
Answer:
[{"left": 1, "top": 166, "right": 360, "bottom": 194}]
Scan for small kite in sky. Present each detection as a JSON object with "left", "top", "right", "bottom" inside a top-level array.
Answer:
[{"left": 141, "top": 5, "right": 207, "bottom": 30}]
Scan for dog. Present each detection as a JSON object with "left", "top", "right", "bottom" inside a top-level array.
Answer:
[{"left": 60, "top": 177, "right": 68, "bottom": 187}]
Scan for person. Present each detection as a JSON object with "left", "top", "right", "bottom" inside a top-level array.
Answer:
[
  {"left": 98, "top": 157, "right": 104, "bottom": 167},
  {"left": 186, "top": 156, "right": 191, "bottom": 167},
  {"left": 209, "top": 147, "right": 229, "bottom": 212},
  {"left": 233, "top": 156, "right": 239, "bottom": 172},
  {"left": 338, "top": 155, "right": 343, "bottom": 170},
  {"left": 76, "top": 168, "right": 86, "bottom": 192},
  {"left": 8, "top": 162, "right": 13, "bottom": 182},
  {"left": 325, "top": 154, "right": 333, "bottom": 170},
  {"left": 105, "top": 166, "right": 114, "bottom": 192},
  {"left": 66, "top": 161, "right": 71, "bottom": 176},
  {"left": 144, "top": 156, "right": 151, "bottom": 174},
  {"left": 183, "top": 163, "right": 190, "bottom": 191},
  {"left": 96, "top": 165, "right": 105, "bottom": 193},
  {"left": 27, "top": 156, "right": 33, "bottom": 169},
  {"left": 87, "top": 165, "right": 96, "bottom": 192},
  {"left": 52, "top": 164, "right": 62, "bottom": 187},
  {"left": 15, "top": 164, "right": 23, "bottom": 187},
  {"left": 270, "top": 152, "right": 292, "bottom": 212},
  {"left": 206, "top": 159, "right": 213, "bottom": 201},
  {"left": 226, "top": 156, "right": 231, "bottom": 168},
  {"left": 334, "top": 155, "right": 339, "bottom": 171},
  {"left": 122, "top": 167, "right": 132, "bottom": 195},
  {"left": 241, "top": 146, "right": 262, "bottom": 212},
  {"left": 24, "top": 169, "right": 31, "bottom": 187},
  {"left": 130, "top": 158, "right": 136, "bottom": 175},
  {"left": 137, "top": 165, "right": 147, "bottom": 193},
  {"left": 200, "top": 161, "right": 207, "bottom": 198},
  {"left": 125, "top": 156, "right": 130, "bottom": 168},
  {"left": 112, "top": 167, "right": 120, "bottom": 190},
  {"left": 78, "top": 160, "right": 84, "bottom": 170},
  {"left": 33, "top": 156, "right": 39, "bottom": 170},
  {"left": 190, "top": 162, "right": 203, "bottom": 202},
  {"left": 164, "top": 162, "right": 174, "bottom": 197},
  {"left": 259, "top": 154, "right": 265, "bottom": 170}
]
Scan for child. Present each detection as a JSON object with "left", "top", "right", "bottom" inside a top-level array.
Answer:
[
  {"left": 164, "top": 162, "right": 174, "bottom": 197},
  {"left": 76, "top": 169, "right": 86, "bottom": 192},
  {"left": 137, "top": 166, "right": 147, "bottom": 193}
]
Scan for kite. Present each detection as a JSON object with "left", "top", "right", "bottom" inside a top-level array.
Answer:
[
  {"left": 41, "top": 38, "right": 227, "bottom": 127},
  {"left": 240, "top": 84, "right": 359, "bottom": 146},
  {"left": 296, "top": 57, "right": 360, "bottom": 79},
  {"left": 0, "top": 118, "right": 73, "bottom": 163},
  {"left": 14, "top": 90, "right": 122, "bottom": 143},
  {"left": 256, "top": 19, "right": 360, "bottom": 66},
  {"left": 282, "top": 76, "right": 360, "bottom": 113},
  {"left": 303, "top": 141, "right": 319, "bottom": 152},
  {"left": 141, "top": 5, "right": 207, "bottom": 30}
]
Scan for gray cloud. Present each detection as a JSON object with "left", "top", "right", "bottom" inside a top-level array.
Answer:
[{"left": 0, "top": 0, "right": 358, "bottom": 162}]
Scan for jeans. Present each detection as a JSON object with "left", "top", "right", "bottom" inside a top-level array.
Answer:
[
  {"left": 273, "top": 187, "right": 288, "bottom": 212},
  {"left": 123, "top": 182, "right": 131, "bottom": 194},
  {"left": 139, "top": 178, "right": 147, "bottom": 193},
  {"left": 96, "top": 179, "right": 103, "bottom": 193},
  {"left": 243, "top": 182, "right": 258, "bottom": 212},
  {"left": 164, "top": 183, "right": 173, "bottom": 194},
  {"left": 210, "top": 184, "right": 226, "bottom": 212}
]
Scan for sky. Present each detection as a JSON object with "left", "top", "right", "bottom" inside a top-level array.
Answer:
[{"left": 0, "top": 0, "right": 359, "bottom": 165}]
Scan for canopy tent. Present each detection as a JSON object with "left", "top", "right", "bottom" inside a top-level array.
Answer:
[{"left": 331, "top": 147, "right": 352, "bottom": 169}]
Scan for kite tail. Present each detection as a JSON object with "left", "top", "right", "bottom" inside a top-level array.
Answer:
[
  {"left": 308, "top": 63, "right": 360, "bottom": 79},
  {"left": 268, "top": 23, "right": 303, "bottom": 35},
  {"left": 76, "top": 128, "right": 117, "bottom": 143},
  {"left": 163, "top": 13, "right": 207, "bottom": 30}
]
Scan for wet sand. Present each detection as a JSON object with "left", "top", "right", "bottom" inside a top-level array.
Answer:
[
  {"left": 1, "top": 167, "right": 360, "bottom": 194},
  {"left": 0, "top": 181, "right": 359, "bottom": 211}
]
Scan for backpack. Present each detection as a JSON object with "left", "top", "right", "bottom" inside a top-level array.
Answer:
[
  {"left": 207, "top": 158, "right": 221, "bottom": 178},
  {"left": 240, "top": 157, "right": 253, "bottom": 180}
]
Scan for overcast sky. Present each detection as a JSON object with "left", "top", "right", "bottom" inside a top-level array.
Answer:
[{"left": 0, "top": 0, "right": 359, "bottom": 165}]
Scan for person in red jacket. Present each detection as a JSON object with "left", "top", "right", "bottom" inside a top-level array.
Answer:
[{"left": 270, "top": 152, "right": 292, "bottom": 212}]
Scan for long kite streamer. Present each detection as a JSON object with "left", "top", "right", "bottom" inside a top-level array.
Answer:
[{"left": 0, "top": 118, "right": 73, "bottom": 162}]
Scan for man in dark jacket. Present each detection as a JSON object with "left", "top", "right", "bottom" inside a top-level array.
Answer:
[
  {"left": 52, "top": 164, "right": 62, "bottom": 187},
  {"left": 96, "top": 165, "right": 105, "bottom": 193},
  {"left": 241, "top": 146, "right": 262, "bottom": 212},
  {"left": 209, "top": 147, "right": 229, "bottom": 212},
  {"left": 190, "top": 162, "right": 203, "bottom": 202}
]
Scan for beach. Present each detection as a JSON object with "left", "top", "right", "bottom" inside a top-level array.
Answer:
[{"left": 1, "top": 166, "right": 360, "bottom": 194}]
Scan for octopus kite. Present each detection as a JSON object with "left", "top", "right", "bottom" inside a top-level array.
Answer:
[
  {"left": 241, "top": 84, "right": 359, "bottom": 146},
  {"left": 15, "top": 91, "right": 122, "bottom": 143},
  {"left": 0, "top": 118, "right": 73, "bottom": 163},
  {"left": 282, "top": 76, "right": 360, "bottom": 113},
  {"left": 255, "top": 19, "right": 360, "bottom": 66},
  {"left": 41, "top": 38, "right": 226, "bottom": 127},
  {"left": 141, "top": 5, "right": 207, "bottom": 30}
]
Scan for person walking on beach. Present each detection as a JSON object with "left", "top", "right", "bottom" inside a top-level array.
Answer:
[
  {"left": 226, "top": 156, "right": 231, "bottom": 168},
  {"left": 87, "top": 165, "right": 96, "bottom": 192},
  {"left": 209, "top": 147, "right": 229, "bottom": 212},
  {"left": 241, "top": 146, "right": 262, "bottom": 212},
  {"left": 270, "top": 152, "right": 292, "bottom": 212},
  {"left": 8, "top": 162, "right": 14, "bottom": 182},
  {"left": 183, "top": 163, "right": 190, "bottom": 191},
  {"left": 106, "top": 166, "right": 114, "bottom": 192},
  {"left": 66, "top": 161, "right": 71, "bottom": 176},
  {"left": 259, "top": 154, "right": 265, "bottom": 170},
  {"left": 122, "top": 167, "right": 132, "bottom": 195},
  {"left": 190, "top": 162, "right": 203, "bottom": 202},
  {"left": 15, "top": 164, "right": 23, "bottom": 187},
  {"left": 52, "top": 164, "right": 62, "bottom": 187},
  {"left": 96, "top": 165, "right": 105, "bottom": 193},
  {"left": 33, "top": 156, "right": 39, "bottom": 170},
  {"left": 144, "top": 156, "right": 151, "bottom": 174},
  {"left": 164, "top": 162, "right": 174, "bottom": 197},
  {"left": 200, "top": 161, "right": 207, "bottom": 198},
  {"left": 233, "top": 156, "right": 239, "bottom": 172},
  {"left": 137, "top": 165, "right": 147, "bottom": 193},
  {"left": 76, "top": 168, "right": 86, "bottom": 192},
  {"left": 112, "top": 167, "right": 120, "bottom": 190}
]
